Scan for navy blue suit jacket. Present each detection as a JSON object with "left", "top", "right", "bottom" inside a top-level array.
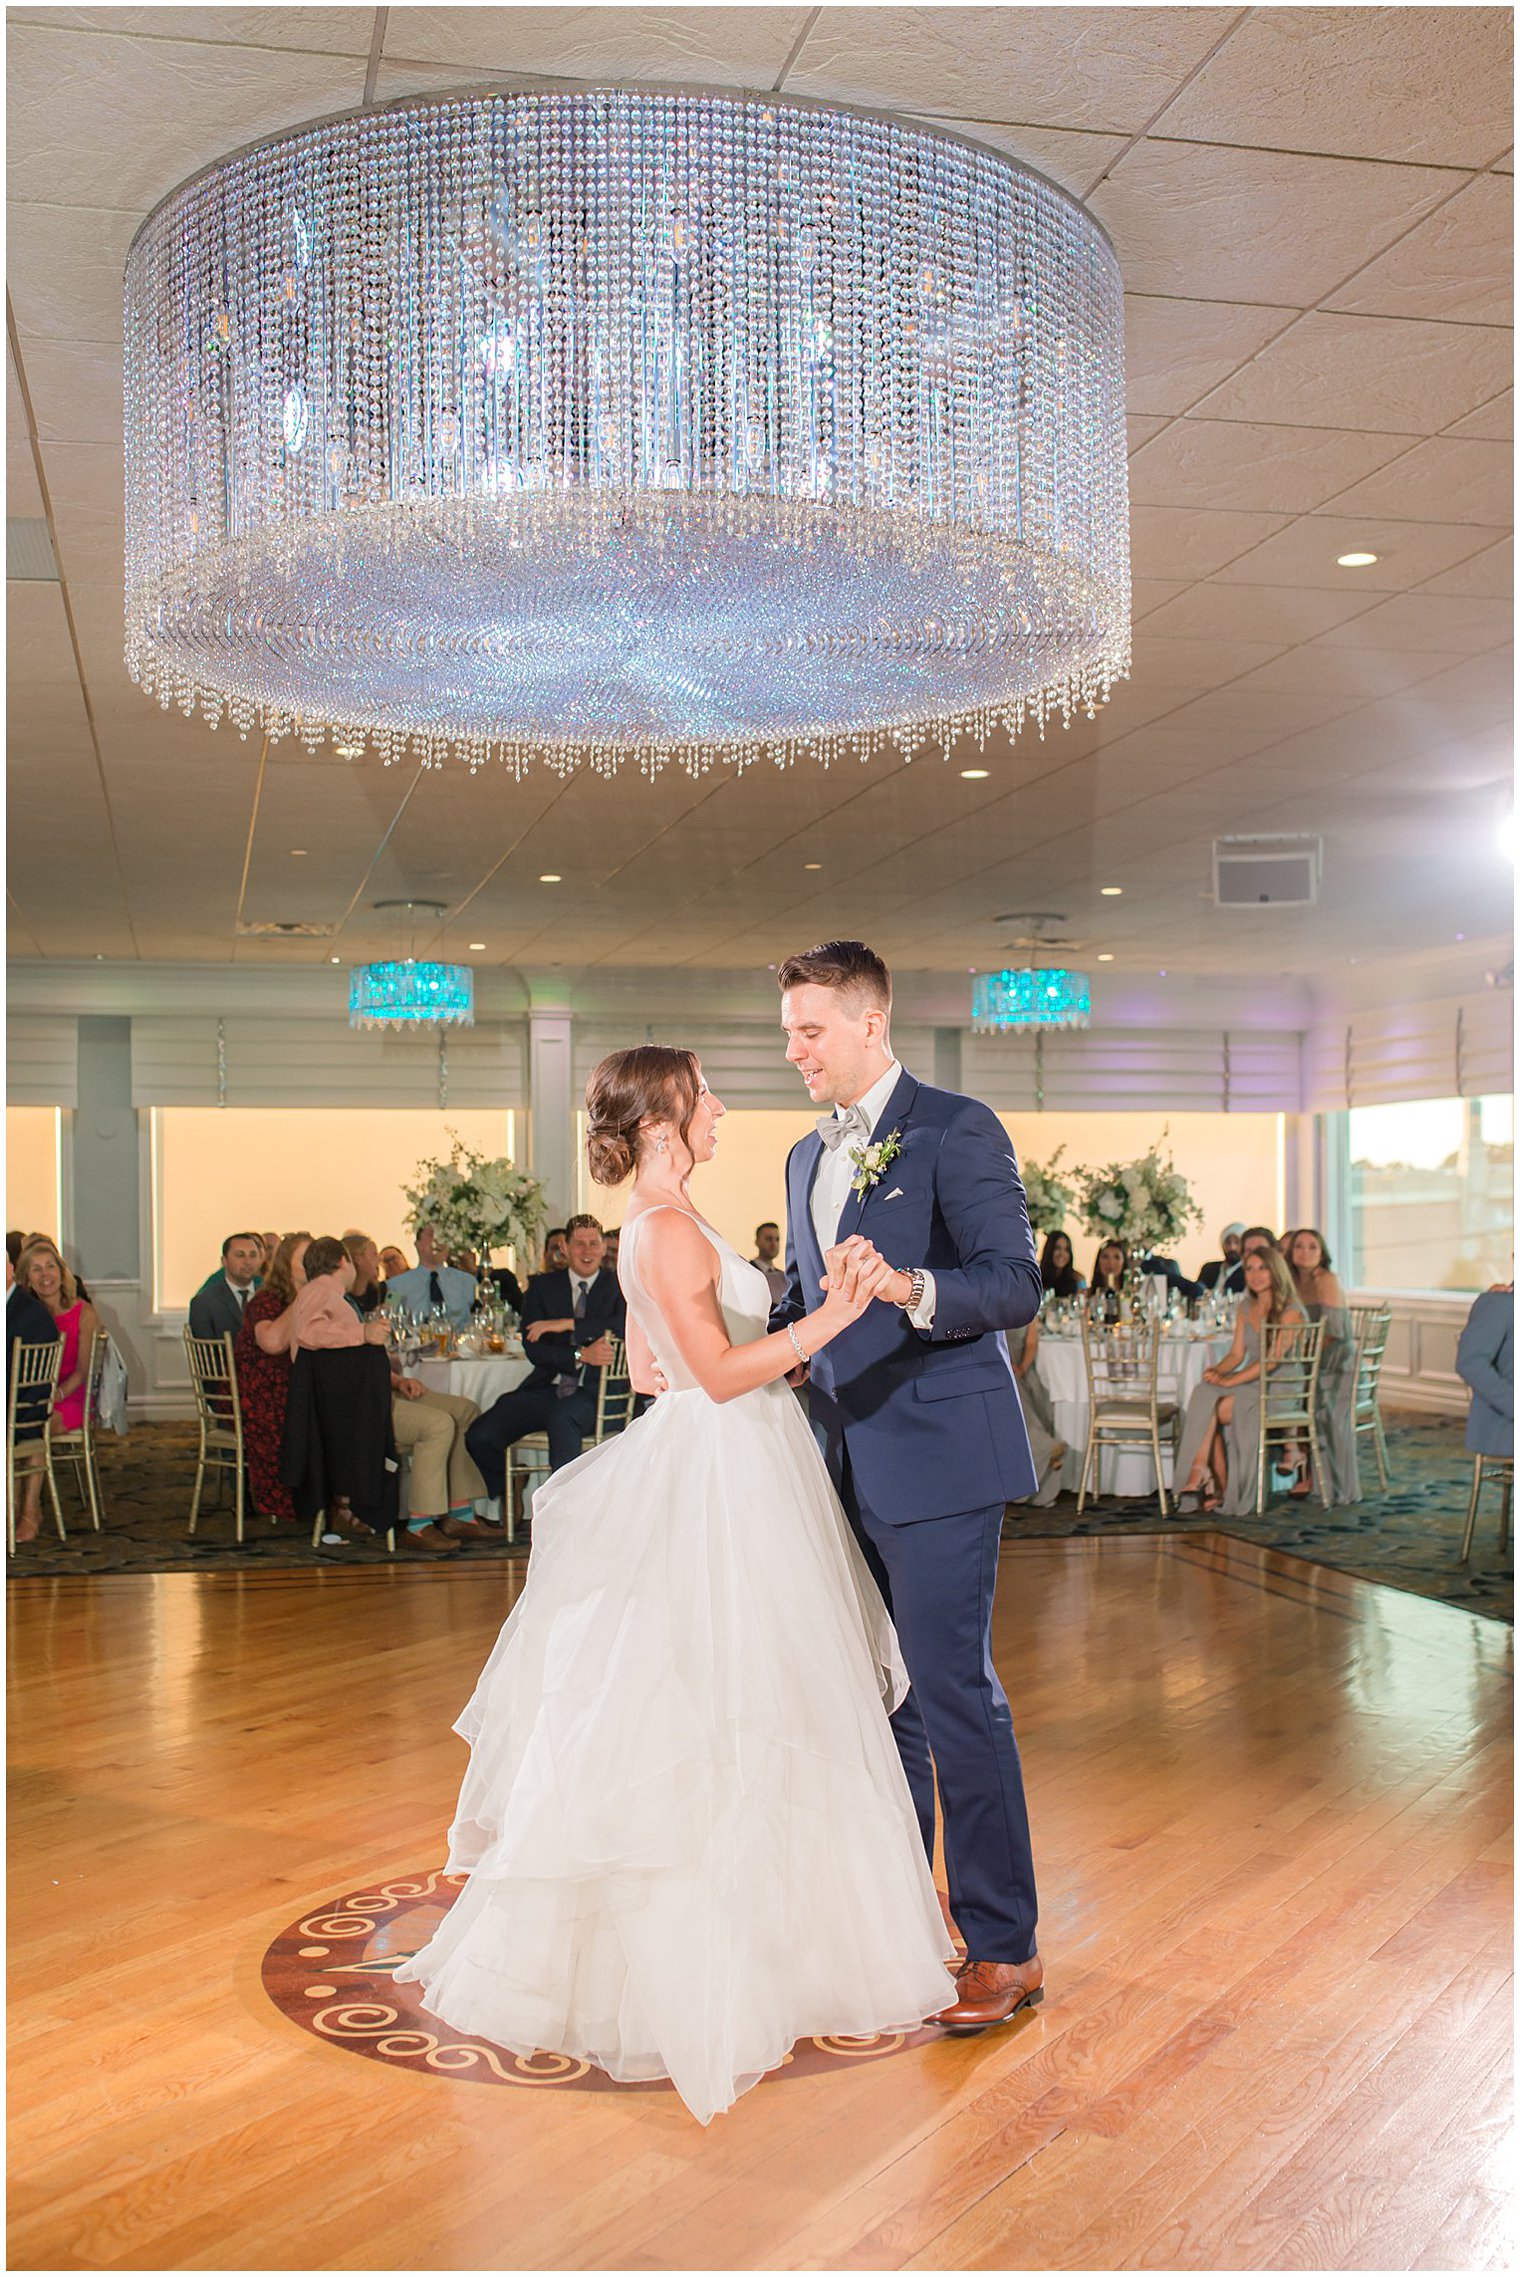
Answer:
[{"left": 774, "top": 1067, "right": 1043, "bottom": 1524}]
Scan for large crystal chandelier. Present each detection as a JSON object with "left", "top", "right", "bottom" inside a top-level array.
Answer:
[{"left": 124, "top": 87, "right": 1129, "bottom": 777}]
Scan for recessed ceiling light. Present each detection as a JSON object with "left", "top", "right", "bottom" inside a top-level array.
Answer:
[
  {"left": 539, "top": 873, "right": 561, "bottom": 883},
  {"left": 1100, "top": 885, "right": 1122, "bottom": 896},
  {"left": 469, "top": 941, "right": 486, "bottom": 950},
  {"left": 960, "top": 767, "right": 989, "bottom": 780},
  {"left": 803, "top": 862, "right": 822, "bottom": 870},
  {"left": 329, "top": 955, "right": 340, "bottom": 964},
  {"left": 289, "top": 847, "right": 308, "bottom": 856},
  {"left": 1097, "top": 952, "right": 1114, "bottom": 962},
  {"left": 1337, "top": 551, "right": 1378, "bottom": 567}
]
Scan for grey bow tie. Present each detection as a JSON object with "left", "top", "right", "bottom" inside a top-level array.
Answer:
[{"left": 817, "top": 1103, "right": 871, "bottom": 1151}]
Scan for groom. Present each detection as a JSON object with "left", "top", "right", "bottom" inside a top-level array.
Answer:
[{"left": 774, "top": 939, "right": 1046, "bottom": 2030}]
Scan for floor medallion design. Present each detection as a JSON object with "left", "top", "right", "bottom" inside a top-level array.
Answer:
[{"left": 262, "top": 1870, "right": 951, "bottom": 2092}]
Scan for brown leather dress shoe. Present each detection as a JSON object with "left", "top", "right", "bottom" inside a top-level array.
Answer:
[
  {"left": 435, "top": 1515, "right": 499, "bottom": 1543},
  {"left": 933, "top": 1956, "right": 1044, "bottom": 2033},
  {"left": 401, "top": 1522, "right": 462, "bottom": 1555}
]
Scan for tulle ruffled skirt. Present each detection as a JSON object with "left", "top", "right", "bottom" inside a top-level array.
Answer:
[{"left": 395, "top": 1380, "right": 954, "bottom": 2122}]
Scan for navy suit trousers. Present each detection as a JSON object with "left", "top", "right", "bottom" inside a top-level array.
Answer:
[
  {"left": 464, "top": 1382, "right": 598, "bottom": 1497},
  {"left": 839, "top": 1452, "right": 1039, "bottom": 1965}
]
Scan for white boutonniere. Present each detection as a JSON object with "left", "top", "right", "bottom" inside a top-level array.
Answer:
[{"left": 849, "top": 1127, "right": 903, "bottom": 1197}]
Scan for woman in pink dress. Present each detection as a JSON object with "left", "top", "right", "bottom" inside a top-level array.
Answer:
[{"left": 15, "top": 1240, "right": 100, "bottom": 1431}]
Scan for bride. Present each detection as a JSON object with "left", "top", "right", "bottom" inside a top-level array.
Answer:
[{"left": 396, "top": 1044, "right": 955, "bottom": 2122}]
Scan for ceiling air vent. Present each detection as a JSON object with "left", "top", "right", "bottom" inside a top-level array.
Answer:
[
  {"left": 7, "top": 517, "right": 59, "bottom": 581},
  {"left": 235, "top": 919, "right": 337, "bottom": 938},
  {"left": 1213, "top": 835, "right": 1322, "bottom": 909}
]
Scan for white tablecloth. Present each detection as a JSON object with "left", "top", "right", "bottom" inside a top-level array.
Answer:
[
  {"left": 1035, "top": 1332, "right": 1231, "bottom": 1497},
  {"left": 406, "top": 1353, "right": 536, "bottom": 1407}
]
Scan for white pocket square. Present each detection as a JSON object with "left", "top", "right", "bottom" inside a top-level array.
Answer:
[{"left": 881, "top": 1187, "right": 905, "bottom": 1201}]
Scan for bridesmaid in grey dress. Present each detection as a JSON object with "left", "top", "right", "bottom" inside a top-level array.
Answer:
[
  {"left": 1174, "top": 1248, "right": 1306, "bottom": 1515},
  {"left": 1009, "top": 1315, "right": 1066, "bottom": 1506},
  {"left": 1287, "top": 1228, "right": 1360, "bottom": 1503}
]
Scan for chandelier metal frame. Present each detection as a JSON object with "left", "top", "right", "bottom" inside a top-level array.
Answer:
[{"left": 124, "top": 81, "right": 1130, "bottom": 778}]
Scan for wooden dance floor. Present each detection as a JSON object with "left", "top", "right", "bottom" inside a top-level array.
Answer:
[{"left": 8, "top": 1533, "right": 1513, "bottom": 2271}]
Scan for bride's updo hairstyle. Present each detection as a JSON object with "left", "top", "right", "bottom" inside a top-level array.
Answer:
[{"left": 585, "top": 1046, "right": 702, "bottom": 1186}]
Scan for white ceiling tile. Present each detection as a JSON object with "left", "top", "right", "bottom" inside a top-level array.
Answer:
[
  {"left": 7, "top": 202, "right": 140, "bottom": 346},
  {"left": 1126, "top": 414, "right": 1169, "bottom": 453},
  {"left": 16, "top": 340, "right": 122, "bottom": 446},
  {"left": 1089, "top": 142, "right": 1454, "bottom": 305},
  {"left": 1420, "top": 538, "right": 1512, "bottom": 600},
  {"left": 1315, "top": 592, "right": 1514, "bottom": 654},
  {"left": 383, "top": 6, "right": 809, "bottom": 84},
  {"left": 1325, "top": 173, "right": 1512, "bottom": 325},
  {"left": 1128, "top": 418, "right": 1413, "bottom": 514},
  {"left": 7, "top": 22, "right": 367, "bottom": 213},
  {"left": 1143, "top": 582, "right": 1379, "bottom": 646},
  {"left": 1195, "top": 313, "right": 1513, "bottom": 435},
  {"left": 785, "top": 7, "right": 1240, "bottom": 134},
  {"left": 1318, "top": 435, "right": 1511, "bottom": 525},
  {"left": 1131, "top": 634, "right": 1288, "bottom": 688},
  {"left": 1225, "top": 646, "right": 1467, "bottom": 701},
  {"left": 1129, "top": 503, "right": 1293, "bottom": 580},
  {"left": 1130, "top": 578, "right": 1188, "bottom": 620},
  {"left": 906, "top": 119, "right": 1126, "bottom": 203},
  {"left": 36, "top": 441, "right": 123, "bottom": 580},
  {"left": 1447, "top": 390, "right": 1512, "bottom": 442},
  {"left": 7, "top": 441, "right": 45, "bottom": 520},
  {"left": 1156, "top": 7, "right": 1513, "bottom": 169},
  {"left": 1123, "top": 295, "right": 1296, "bottom": 418},
  {"left": 1211, "top": 515, "right": 1496, "bottom": 591},
  {"left": 8, "top": 8, "right": 376, "bottom": 52}
]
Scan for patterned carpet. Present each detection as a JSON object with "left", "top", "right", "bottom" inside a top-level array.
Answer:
[{"left": 7, "top": 1411, "right": 1511, "bottom": 1621}]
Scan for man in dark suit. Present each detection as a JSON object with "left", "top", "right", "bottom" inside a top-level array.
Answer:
[
  {"left": 7, "top": 1250, "right": 60, "bottom": 1542},
  {"left": 188, "top": 1232, "right": 263, "bottom": 1342},
  {"left": 1197, "top": 1223, "right": 1247, "bottom": 1292},
  {"left": 465, "top": 1214, "right": 626, "bottom": 1521},
  {"left": 775, "top": 939, "right": 1045, "bottom": 2037}
]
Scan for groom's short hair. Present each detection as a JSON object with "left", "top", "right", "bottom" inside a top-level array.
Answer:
[{"left": 777, "top": 939, "right": 891, "bottom": 1012}]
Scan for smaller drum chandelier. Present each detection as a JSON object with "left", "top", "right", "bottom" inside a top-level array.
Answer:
[
  {"left": 349, "top": 902, "right": 473, "bottom": 1029},
  {"left": 972, "top": 968, "right": 1091, "bottom": 1034},
  {"left": 123, "top": 84, "right": 1129, "bottom": 778}
]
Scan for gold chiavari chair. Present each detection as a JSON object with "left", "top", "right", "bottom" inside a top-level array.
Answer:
[
  {"left": 183, "top": 1329, "right": 246, "bottom": 1544},
  {"left": 1348, "top": 1304, "right": 1393, "bottom": 1491},
  {"left": 1076, "top": 1319, "right": 1180, "bottom": 1517},
  {"left": 46, "top": 1330, "right": 111, "bottom": 1531},
  {"left": 1254, "top": 1316, "right": 1327, "bottom": 1515},
  {"left": 7, "top": 1340, "right": 66, "bottom": 1553}
]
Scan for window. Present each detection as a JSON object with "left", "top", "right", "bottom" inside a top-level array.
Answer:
[
  {"left": 5, "top": 1107, "right": 63, "bottom": 1245},
  {"left": 1349, "top": 1095, "right": 1514, "bottom": 1292},
  {"left": 153, "top": 1107, "right": 514, "bottom": 1310}
]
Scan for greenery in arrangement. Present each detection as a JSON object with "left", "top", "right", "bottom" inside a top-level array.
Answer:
[
  {"left": 1072, "top": 1135, "right": 1202, "bottom": 1252},
  {"left": 404, "top": 1134, "right": 548, "bottom": 1266},
  {"left": 1020, "top": 1146, "right": 1078, "bottom": 1235}
]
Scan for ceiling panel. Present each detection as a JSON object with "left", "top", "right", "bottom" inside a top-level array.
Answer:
[{"left": 6, "top": 4, "right": 1512, "bottom": 984}]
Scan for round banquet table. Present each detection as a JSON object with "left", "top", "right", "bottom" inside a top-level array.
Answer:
[
  {"left": 1033, "top": 1330, "right": 1232, "bottom": 1498},
  {"left": 404, "top": 1351, "right": 537, "bottom": 1407}
]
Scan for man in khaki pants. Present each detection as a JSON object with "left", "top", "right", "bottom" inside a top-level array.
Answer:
[{"left": 390, "top": 1377, "right": 491, "bottom": 1555}]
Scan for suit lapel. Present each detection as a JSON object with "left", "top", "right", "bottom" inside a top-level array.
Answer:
[
  {"left": 794, "top": 1135, "right": 827, "bottom": 1300},
  {"left": 833, "top": 1066, "right": 920, "bottom": 1246}
]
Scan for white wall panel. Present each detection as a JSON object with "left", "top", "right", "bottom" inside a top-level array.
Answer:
[
  {"left": 6, "top": 1012, "right": 78, "bottom": 1105},
  {"left": 130, "top": 1017, "right": 527, "bottom": 1108}
]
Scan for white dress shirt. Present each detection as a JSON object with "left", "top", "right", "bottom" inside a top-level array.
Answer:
[{"left": 810, "top": 1059, "right": 937, "bottom": 1329}]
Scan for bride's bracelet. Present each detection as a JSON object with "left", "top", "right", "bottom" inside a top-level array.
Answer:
[{"left": 785, "top": 1323, "right": 811, "bottom": 1366}]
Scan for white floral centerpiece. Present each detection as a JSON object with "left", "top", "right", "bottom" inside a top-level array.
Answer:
[
  {"left": 1020, "top": 1146, "right": 1077, "bottom": 1235},
  {"left": 1073, "top": 1135, "right": 1201, "bottom": 1254},
  {"left": 403, "top": 1133, "right": 548, "bottom": 1270}
]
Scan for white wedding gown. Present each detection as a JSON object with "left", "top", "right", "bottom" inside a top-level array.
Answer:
[{"left": 395, "top": 1207, "right": 954, "bottom": 2123}]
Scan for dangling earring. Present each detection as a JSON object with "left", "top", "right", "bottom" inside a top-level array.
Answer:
[{"left": 655, "top": 1136, "right": 669, "bottom": 1155}]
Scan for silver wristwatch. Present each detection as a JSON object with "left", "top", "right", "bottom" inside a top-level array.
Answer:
[{"left": 896, "top": 1267, "right": 926, "bottom": 1311}]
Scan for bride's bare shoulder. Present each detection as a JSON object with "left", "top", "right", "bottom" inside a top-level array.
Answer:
[{"left": 626, "top": 1208, "right": 717, "bottom": 1277}]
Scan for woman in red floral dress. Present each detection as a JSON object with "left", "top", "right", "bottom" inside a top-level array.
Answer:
[{"left": 234, "top": 1231, "right": 310, "bottom": 1521}]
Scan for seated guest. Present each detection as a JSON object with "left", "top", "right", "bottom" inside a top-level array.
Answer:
[
  {"left": 258, "top": 1236, "right": 391, "bottom": 1360},
  {"left": 749, "top": 1220, "right": 788, "bottom": 1303},
  {"left": 1039, "top": 1230, "right": 1085, "bottom": 1297},
  {"left": 16, "top": 1239, "right": 100, "bottom": 1437},
  {"left": 542, "top": 1227, "right": 569, "bottom": 1272},
  {"left": 235, "top": 1231, "right": 310, "bottom": 1522},
  {"left": 188, "top": 1232, "right": 264, "bottom": 1342},
  {"left": 1285, "top": 1228, "right": 1359, "bottom": 1502},
  {"left": 1008, "top": 1314, "right": 1066, "bottom": 1506},
  {"left": 1198, "top": 1223, "right": 1247, "bottom": 1292},
  {"left": 1175, "top": 1247, "right": 1305, "bottom": 1514},
  {"left": 259, "top": 1236, "right": 393, "bottom": 1540},
  {"left": 1088, "top": 1238, "right": 1130, "bottom": 1320},
  {"left": 342, "top": 1230, "right": 388, "bottom": 1317},
  {"left": 488, "top": 1259, "right": 525, "bottom": 1313},
  {"left": 1456, "top": 1280, "right": 1514, "bottom": 1466},
  {"left": 6, "top": 1248, "right": 59, "bottom": 1544},
  {"left": 1222, "top": 1225, "right": 1279, "bottom": 1297},
  {"left": 384, "top": 1224, "right": 478, "bottom": 1327},
  {"left": 379, "top": 1244, "right": 409, "bottom": 1281},
  {"left": 387, "top": 1364, "right": 487, "bottom": 1556},
  {"left": 465, "top": 1213, "right": 626, "bottom": 1519}
]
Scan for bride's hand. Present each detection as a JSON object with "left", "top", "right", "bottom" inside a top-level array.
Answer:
[{"left": 821, "top": 1236, "right": 901, "bottom": 1306}]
